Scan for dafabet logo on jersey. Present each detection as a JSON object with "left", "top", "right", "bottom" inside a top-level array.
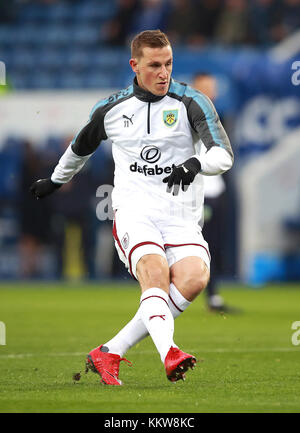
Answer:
[
  {"left": 163, "top": 109, "right": 178, "bottom": 127},
  {"left": 130, "top": 145, "right": 172, "bottom": 176}
]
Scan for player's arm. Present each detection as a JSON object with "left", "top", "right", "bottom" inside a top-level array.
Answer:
[
  {"left": 186, "top": 91, "right": 233, "bottom": 175},
  {"left": 163, "top": 91, "right": 233, "bottom": 194},
  {"left": 30, "top": 106, "right": 107, "bottom": 199}
]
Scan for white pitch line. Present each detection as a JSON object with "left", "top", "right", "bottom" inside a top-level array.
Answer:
[
  {"left": 0, "top": 352, "right": 86, "bottom": 359},
  {"left": 0, "top": 347, "right": 299, "bottom": 360}
]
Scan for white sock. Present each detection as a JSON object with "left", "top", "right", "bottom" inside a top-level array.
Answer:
[
  {"left": 103, "top": 310, "right": 148, "bottom": 357},
  {"left": 139, "top": 287, "right": 176, "bottom": 363},
  {"left": 104, "top": 284, "right": 191, "bottom": 358},
  {"left": 168, "top": 282, "right": 191, "bottom": 318}
]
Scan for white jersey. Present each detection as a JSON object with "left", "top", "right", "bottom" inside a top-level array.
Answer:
[
  {"left": 51, "top": 78, "right": 233, "bottom": 224},
  {"left": 203, "top": 174, "right": 226, "bottom": 199},
  {"left": 199, "top": 145, "right": 226, "bottom": 199}
]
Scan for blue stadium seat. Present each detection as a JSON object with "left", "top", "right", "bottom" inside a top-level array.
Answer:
[
  {"left": 89, "top": 49, "right": 124, "bottom": 71},
  {"left": 0, "top": 137, "right": 23, "bottom": 199},
  {"left": 0, "top": 27, "right": 14, "bottom": 48},
  {"left": 73, "top": 1, "right": 117, "bottom": 22},
  {"left": 72, "top": 26, "right": 100, "bottom": 47},
  {"left": 0, "top": 0, "right": 123, "bottom": 89},
  {"left": 9, "top": 72, "right": 31, "bottom": 89},
  {"left": 65, "top": 50, "right": 91, "bottom": 72},
  {"left": 44, "top": 3, "right": 74, "bottom": 24},
  {"left": 82, "top": 72, "right": 114, "bottom": 89},
  {"left": 56, "top": 72, "right": 84, "bottom": 89},
  {"left": 44, "top": 136, "right": 64, "bottom": 156},
  {"left": 9, "top": 49, "right": 37, "bottom": 72},
  {"left": 35, "top": 49, "right": 66, "bottom": 73},
  {"left": 42, "top": 25, "right": 73, "bottom": 48},
  {"left": 28, "top": 72, "right": 58, "bottom": 89},
  {"left": 0, "top": 49, "right": 13, "bottom": 70},
  {"left": 13, "top": 25, "right": 45, "bottom": 48},
  {"left": 18, "top": 3, "right": 53, "bottom": 24}
]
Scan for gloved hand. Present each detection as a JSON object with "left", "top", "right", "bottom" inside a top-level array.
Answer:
[
  {"left": 163, "top": 157, "right": 201, "bottom": 195},
  {"left": 30, "top": 178, "right": 62, "bottom": 199}
]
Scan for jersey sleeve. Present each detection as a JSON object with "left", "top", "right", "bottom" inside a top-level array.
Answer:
[
  {"left": 185, "top": 88, "right": 234, "bottom": 175},
  {"left": 51, "top": 105, "right": 107, "bottom": 184},
  {"left": 71, "top": 105, "right": 107, "bottom": 156}
]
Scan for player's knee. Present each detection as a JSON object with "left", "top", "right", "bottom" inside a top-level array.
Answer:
[
  {"left": 172, "top": 260, "right": 210, "bottom": 301},
  {"left": 136, "top": 254, "right": 170, "bottom": 292},
  {"left": 184, "top": 269, "right": 209, "bottom": 295}
]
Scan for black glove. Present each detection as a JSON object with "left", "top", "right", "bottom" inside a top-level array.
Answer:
[
  {"left": 163, "top": 157, "right": 201, "bottom": 195},
  {"left": 30, "top": 178, "right": 62, "bottom": 199}
]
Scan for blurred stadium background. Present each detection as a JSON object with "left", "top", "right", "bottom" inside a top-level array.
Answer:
[{"left": 0, "top": 0, "right": 299, "bottom": 286}]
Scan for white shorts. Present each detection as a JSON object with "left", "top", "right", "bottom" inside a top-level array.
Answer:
[{"left": 112, "top": 208, "right": 210, "bottom": 280}]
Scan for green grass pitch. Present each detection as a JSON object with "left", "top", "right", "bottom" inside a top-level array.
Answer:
[{"left": 0, "top": 282, "right": 300, "bottom": 413}]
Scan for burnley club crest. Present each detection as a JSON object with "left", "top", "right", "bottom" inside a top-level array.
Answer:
[{"left": 163, "top": 109, "right": 178, "bottom": 127}]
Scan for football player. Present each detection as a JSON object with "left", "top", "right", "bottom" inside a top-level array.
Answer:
[{"left": 31, "top": 30, "right": 233, "bottom": 385}]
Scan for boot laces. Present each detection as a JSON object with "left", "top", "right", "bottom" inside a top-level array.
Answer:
[{"left": 110, "top": 356, "right": 133, "bottom": 376}]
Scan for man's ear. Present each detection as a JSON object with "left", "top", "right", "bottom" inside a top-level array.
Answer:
[{"left": 129, "top": 58, "right": 139, "bottom": 74}]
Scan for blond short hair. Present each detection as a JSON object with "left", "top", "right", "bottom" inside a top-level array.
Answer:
[{"left": 131, "top": 30, "right": 171, "bottom": 59}]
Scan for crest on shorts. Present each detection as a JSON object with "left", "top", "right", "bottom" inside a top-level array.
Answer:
[
  {"left": 121, "top": 232, "right": 129, "bottom": 249},
  {"left": 163, "top": 109, "right": 178, "bottom": 127}
]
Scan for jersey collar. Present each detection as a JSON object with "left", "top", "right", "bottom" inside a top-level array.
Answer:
[{"left": 133, "top": 77, "right": 171, "bottom": 103}]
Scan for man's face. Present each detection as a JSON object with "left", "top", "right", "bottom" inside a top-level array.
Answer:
[
  {"left": 193, "top": 76, "right": 217, "bottom": 101},
  {"left": 130, "top": 45, "right": 173, "bottom": 96}
]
